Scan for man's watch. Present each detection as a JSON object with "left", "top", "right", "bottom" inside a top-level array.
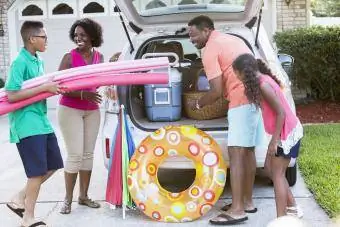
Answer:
[{"left": 196, "top": 100, "right": 201, "bottom": 110}]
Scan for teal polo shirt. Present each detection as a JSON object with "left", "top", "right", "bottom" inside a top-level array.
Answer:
[{"left": 5, "top": 47, "right": 54, "bottom": 143}]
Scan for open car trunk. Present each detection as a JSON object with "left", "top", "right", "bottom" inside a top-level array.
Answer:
[
  {"left": 113, "top": 0, "right": 262, "bottom": 132},
  {"left": 127, "top": 35, "right": 233, "bottom": 132}
]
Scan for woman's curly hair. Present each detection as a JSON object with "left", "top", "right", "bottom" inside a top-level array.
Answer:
[
  {"left": 69, "top": 18, "right": 103, "bottom": 47},
  {"left": 232, "top": 54, "right": 281, "bottom": 108}
]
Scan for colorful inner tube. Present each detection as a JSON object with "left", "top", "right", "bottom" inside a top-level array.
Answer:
[{"left": 128, "top": 125, "right": 227, "bottom": 222}]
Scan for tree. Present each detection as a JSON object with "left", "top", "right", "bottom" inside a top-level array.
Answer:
[{"left": 311, "top": 0, "right": 340, "bottom": 17}]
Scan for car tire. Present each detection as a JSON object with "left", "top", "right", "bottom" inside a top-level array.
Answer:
[{"left": 286, "top": 164, "right": 297, "bottom": 186}]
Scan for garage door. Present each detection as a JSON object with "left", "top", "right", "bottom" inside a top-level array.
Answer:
[
  {"left": 11, "top": 0, "right": 129, "bottom": 107},
  {"left": 15, "top": 0, "right": 127, "bottom": 73}
]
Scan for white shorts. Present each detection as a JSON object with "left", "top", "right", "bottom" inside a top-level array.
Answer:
[{"left": 227, "top": 104, "right": 266, "bottom": 147}]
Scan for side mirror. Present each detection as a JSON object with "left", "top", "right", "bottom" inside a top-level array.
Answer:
[{"left": 278, "top": 53, "right": 294, "bottom": 78}]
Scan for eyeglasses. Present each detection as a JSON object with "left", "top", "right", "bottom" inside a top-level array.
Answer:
[{"left": 33, "top": 35, "right": 47, "bottom": 41}]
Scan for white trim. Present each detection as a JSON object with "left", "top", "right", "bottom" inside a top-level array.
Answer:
[
  {"left": 79, "top": 0, "right": 108, "bottom": 17},
  {"left": 80, "top": 12, "right": 108, "bottom": 17},
  {"left": 19, "top": 0, "right": 47, "bottom": 20},
  {"left": 263, "top": 0, "right": 268, "bottom": 10},
  {"left": 271, "top": 0, "right": 277, "bottom": 36},
  {"left": 306, "top": 0, "right": 311, "bottom": 26},
  {"left": 48, "top": 0, "right": 77, "bottom": 18},
  {"left": 8, "top": 0, "right": 23, "bottom": 63},
  {"left": 108, "top": 0, "right": 118, "bottom": 16}
]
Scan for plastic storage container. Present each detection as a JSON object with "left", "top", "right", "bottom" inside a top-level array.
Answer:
[{"left": 144, "top": 67, "right": 182, "bottom": 122}]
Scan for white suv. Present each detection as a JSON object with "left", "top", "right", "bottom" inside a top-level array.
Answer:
[{"left": 102, "top": 0, "right": 299, "bottom": 186}]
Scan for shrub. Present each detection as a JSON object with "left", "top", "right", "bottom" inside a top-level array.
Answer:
[
  {"left": 311, "top": 0, "right": 340, "bottom": 17},
  {"left": 274, "top": 26, "right": 340, "bottom": 100}
]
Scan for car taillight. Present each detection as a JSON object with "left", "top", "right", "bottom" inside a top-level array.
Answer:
[
  {"left": 105, "top": 138, "right": 110, "bottom": 159},
  {"left": 105, "top": 86, "right": 120, "bottom": 114},
  {"left": 105, "top": 86, "right": 119, "bottom": 114}
]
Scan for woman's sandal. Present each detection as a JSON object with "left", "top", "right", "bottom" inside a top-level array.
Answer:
[
  {"left": 209, "top": 213, "right": 248, "bottom": 225},
  {"left": 27, "top": 221, "right": 47, "bottom": 227},
  {"left": 221, "top": 203, "right": 258, "bottom": 213},
  {"left": 78, "top": 197, "right": 101, "bottom": 208},
  {"left": 60, "top": 200, "right": 72, "bottom": 214}
]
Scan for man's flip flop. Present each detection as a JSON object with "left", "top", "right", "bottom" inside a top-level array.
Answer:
[
  {"left": 28, "top": 221, "right": 47, "bottom": 227},
  {"left": 6, "top": 203, "right": 25, "bottom": 218},
  {"left": 209, "top": 213, "right": 248, "bottom": 225},
  {"left": 221, "top": 203, "right": 258, "bottom": 213}
]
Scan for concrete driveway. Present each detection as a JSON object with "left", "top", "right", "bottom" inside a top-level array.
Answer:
[{"left": 0, "top": 108, "right": 334, "bottom": 227}]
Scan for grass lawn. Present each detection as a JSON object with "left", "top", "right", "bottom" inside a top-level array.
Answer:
[{"left": 299, "top": 124, "right": 340, "bottom": 218}]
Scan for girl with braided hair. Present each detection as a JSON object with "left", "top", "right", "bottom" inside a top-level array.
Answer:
[{"left": 232, "top": 53, "right": 304, "bottom": 218}]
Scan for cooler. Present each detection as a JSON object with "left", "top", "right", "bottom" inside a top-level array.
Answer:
[{"left": 144, "top": 68, "right": 182, "bottom": 122}]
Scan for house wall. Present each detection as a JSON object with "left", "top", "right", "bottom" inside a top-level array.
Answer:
[
  {"left": 276, "top": 0, "right": 310, "bottom": 31},
  {"left": 0, "top": 0, "right": 15, "bottom": 80}
]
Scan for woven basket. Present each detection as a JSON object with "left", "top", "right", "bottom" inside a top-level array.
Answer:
[
  {"left": 182, "top": 64, "right": 229, "bottom": 120},
  {"left": 183, "top": 92, "right": 228, "bottom": 120}
]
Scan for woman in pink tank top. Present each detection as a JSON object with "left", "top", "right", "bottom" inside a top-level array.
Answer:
[
  {"left": 57, "top": 18, "right": 104, "bottom": 214},
  {"left": 232, "top": 54, "right": 303, "bottom": 218}
]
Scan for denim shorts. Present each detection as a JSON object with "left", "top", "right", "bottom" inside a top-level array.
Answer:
[
  {"left": 16, "top": 133, "right": 64, "bottom": 178},
  {"left": 227, "top": 104, "right": 266, "bottom": 147},
  {"left": 276, "top": 140, "right": 301, "bottom": 159}
]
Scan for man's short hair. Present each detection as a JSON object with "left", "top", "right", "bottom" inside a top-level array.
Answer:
[
  {"left": 20, "top": 21, "right": 44, "bottom": 43},
  {"left": 188, "top": 15, "right": 214, "bottom": 30}
]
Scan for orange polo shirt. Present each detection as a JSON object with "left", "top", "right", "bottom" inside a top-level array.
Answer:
[{"left": 202, "top": 30, "right": 253, "bottom": 109}]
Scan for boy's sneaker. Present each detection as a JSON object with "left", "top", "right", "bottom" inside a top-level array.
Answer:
[{"left": 287, "top": 206, "right": 304, "bottom": 218}]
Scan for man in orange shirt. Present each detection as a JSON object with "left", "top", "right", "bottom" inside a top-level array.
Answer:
[{"left": 188, "top": 15, "right": 265, "bottom": 225}]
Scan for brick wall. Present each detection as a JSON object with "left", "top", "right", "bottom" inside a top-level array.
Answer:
[
  {"left": 276, "top": 0, "right": 310, "bottom": 31},
  {"left": 276, "top": 0, "right": 310, "bottom": 101},
  {"left": 0, "top": 0, "right": 15, "bottom": 80}
]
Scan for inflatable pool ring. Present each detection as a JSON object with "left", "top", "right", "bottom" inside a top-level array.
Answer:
[{"left": 128, "top": 125, "right": 227, "bottom": 222}]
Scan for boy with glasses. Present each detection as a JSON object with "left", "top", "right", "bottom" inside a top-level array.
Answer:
[{"left": 5, "top": 20, "right": 65, "bottom": 227}]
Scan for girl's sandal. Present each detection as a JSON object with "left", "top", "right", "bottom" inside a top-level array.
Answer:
[
  {"left": 60, "top": 200, "right": 72, "bottom": 214},
  {"left": 287, "top": 206, "right": 304, "bottom": 218},
  {"left": 78, "top": 197, "right": 101, "bottom": 208}
]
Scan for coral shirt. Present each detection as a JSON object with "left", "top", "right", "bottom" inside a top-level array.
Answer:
[
  {"left": 202, "top": 30, "right": 253, "bottom": 109},
  {"left": 59, "top": 49, "right": 101, "bottom": 110}
]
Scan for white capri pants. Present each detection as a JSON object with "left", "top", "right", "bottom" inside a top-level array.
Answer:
[{"left": 58, "top": 105, "right": 100, "bottom": 173}]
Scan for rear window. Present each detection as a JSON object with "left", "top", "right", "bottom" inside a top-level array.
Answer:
[{"left": 132, "top": 0, "right": 246, "bottom": 17}]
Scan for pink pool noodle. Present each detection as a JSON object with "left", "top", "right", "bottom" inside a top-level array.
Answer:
[
  {"left": 0, "top": 72, "right": 168, "bottom": 115},
  {"left": 0, "top": 62, "right": 167, "bottom": 102},
  {"left": 0, "top": 60, "right": 168, "bottom": 99},
  {"left": 0, "top": 57, "right": 168, "bottom": 98},
  {"left": 0, "top": 57, "right": 167, "bottom": 90}
]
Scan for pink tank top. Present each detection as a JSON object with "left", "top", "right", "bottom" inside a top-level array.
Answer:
[
  {"left": 59, "top": 49, "right": 101, "bottom": 110},
  {"left": 259, "top": 75, "right": 299, "bottom": 140}
]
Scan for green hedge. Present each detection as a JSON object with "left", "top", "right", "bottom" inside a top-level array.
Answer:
[{"left": 274, "top": 26, "right": 340, "bottom": 101}]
